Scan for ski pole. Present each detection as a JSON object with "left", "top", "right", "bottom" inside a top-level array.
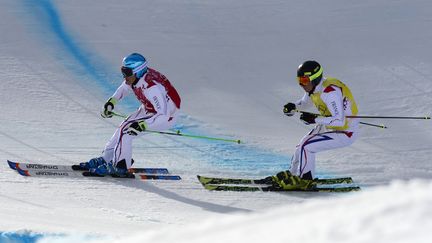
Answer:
[
  {"left": 359, "top": 122, "right": 387, "bottom": 129},
  {"left": 141, "top": 130, "right": 241, "bottom": 144},
  {"left": 109, "top": 111, "right": 128, "bottom": 119},
  {"left": 294, "top": 110, "right": 387, "bottom": 129},
  {"left": 109, "top": 111, "right": 241, "bottom": 144},
  {"left": 346, "top": 115, "right": 430, "bottom": 120},
  {"left": 296, "top": 110, "right": 430, "bottom": 120}
]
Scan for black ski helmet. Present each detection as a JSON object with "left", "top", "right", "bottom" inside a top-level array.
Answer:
[{"left": 297, "top": 60, "right": 323, "bottom": 86}]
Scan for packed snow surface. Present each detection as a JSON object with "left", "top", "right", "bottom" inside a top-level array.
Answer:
[{"left": 0, "top": 0, "right": 431, "bottom": 242}]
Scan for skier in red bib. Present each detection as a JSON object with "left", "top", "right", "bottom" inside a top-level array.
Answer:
[{"left": 81, "top": 53, "right": 181, "bottom": 176}]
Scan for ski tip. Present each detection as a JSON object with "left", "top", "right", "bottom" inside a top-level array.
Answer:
[
  {"left": 203, "top": 184, "right": 218, "bottom": 190},
  {"left": 196, "top": 175, "right": 205, "bottom": 184},
  {"left": 16, "top": 168, "right": 30, "bottom": 176},
  {"left": 196, "top": 175, "right": 211, "bottom": 185},
  {"left": 7, "top": 160, "right": 17, "bottom": 170}
]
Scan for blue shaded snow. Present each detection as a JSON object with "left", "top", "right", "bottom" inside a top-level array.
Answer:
[
  {"left": 20, "top": 0, "right": 122, "bottom": 99},
  {"left": 0, "top": 231, "right": 44, "bottom": 243},
  {"left": 0, "top": 231, "right": 107, "bottom": 243},
  {"left": 200, "top": 142, "right": 290, "bottom": 176}
]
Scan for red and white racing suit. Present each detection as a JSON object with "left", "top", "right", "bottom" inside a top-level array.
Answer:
[{"left": 102, "top": 68, "right": 181, "bottom": 169}]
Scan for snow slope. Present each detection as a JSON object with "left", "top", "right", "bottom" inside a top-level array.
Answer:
[{"left": 0, "top": 0, "right": 431, "bottom": 242}]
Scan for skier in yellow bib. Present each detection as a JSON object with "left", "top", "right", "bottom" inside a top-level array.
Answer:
[{"left": 273, "top": 60, "right": 359, "bottom": 190}]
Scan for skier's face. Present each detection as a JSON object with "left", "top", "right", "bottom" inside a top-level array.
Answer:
[
  {"left": 121, "top": 66, "right": 137, "bottom": 85},
  {"left": 125, "top": 75, "right": 137, "bottom": 85},
  {"left": 300, "top": 81, "right": 314, "bottom": 92}
]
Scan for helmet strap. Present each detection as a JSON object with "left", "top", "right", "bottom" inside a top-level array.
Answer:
[
  {"left": 131, "top": 75, "right": 139, "bottom": 87},
  {"left": 308, "top": 85, "right": 317, "bottom": 95}
]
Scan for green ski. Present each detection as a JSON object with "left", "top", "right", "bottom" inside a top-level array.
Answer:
[
  {"left": 203, "top": 184, "right": 361, "bottom": 193},
  {"left": 197, "top": 175, "right": 353, "bottom": 186}
]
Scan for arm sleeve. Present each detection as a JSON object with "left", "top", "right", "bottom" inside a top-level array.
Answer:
[
  {"left": 111, "top": 81, "right": 130, "bottom": 101},
  {"left": 143, "top": 85, "right": 170, "bottom": 125},
  {"left": 295, "top": 93, "right": 311, "bottom": 110},
  {"left": 315, "top": 86, "right": 345, "bottom": 126}
]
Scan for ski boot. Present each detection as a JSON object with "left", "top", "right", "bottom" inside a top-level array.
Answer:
[
  {"left": 79, "top": 157, "right": 107, "bottom": 170},
  {"left": 271, "top": 170, "right": 316, "bottom": 190},
  {"left": 90, "top": 161, "right": 128, "bottom": 177}
]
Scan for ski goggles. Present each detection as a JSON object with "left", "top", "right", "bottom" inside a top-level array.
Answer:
[
  {"left": 121, "top": 66, "right": 134, "bottom": 78},
  {"left": 297, "top": 76, "right": 311, "bottom": 86},
  {"left": 297, "top": 66, "right": 323, "bottom": 86}
]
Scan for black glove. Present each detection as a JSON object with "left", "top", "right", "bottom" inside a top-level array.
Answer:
[
  {"left": 125, "top": 121, "right": 147, "bottom": 136},
  {"left": 283, "top": 103, "right": 296, "bottom": 116},
  {"left": 300, "top": 112, "right": 318, "bottom": 125},
  {"left": 101, "top": 98, "right": 116, "bottom": 118}
]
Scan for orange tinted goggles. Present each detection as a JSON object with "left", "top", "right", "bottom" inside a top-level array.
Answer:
[{"left": 297, "top": 76, "right": 311, "bottom": 86}]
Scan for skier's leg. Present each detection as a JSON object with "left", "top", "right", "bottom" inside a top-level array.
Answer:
[
  {"left": 101, "top": 125, "right": 122, "bottom": 163},
  {"left": 298, "top": 131, "right": 357, "bottom": 179},
  {"left": 289, "top": 146, "right": 301, "bottom": 175},
  {"left": 111, "top": 105, "right": 178, "bottom": 169},
  {"left": 112, "top": 107, "right": 149, "bottom": 170},
  {"left": 289, "top": 125, "right": 325, "bottom": 176},
  {"left": 144, "top": 113, "right": 178, "bottom": 131},
  {"left": 81, "top": 114, "right": 129, "bottom": 170}
]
